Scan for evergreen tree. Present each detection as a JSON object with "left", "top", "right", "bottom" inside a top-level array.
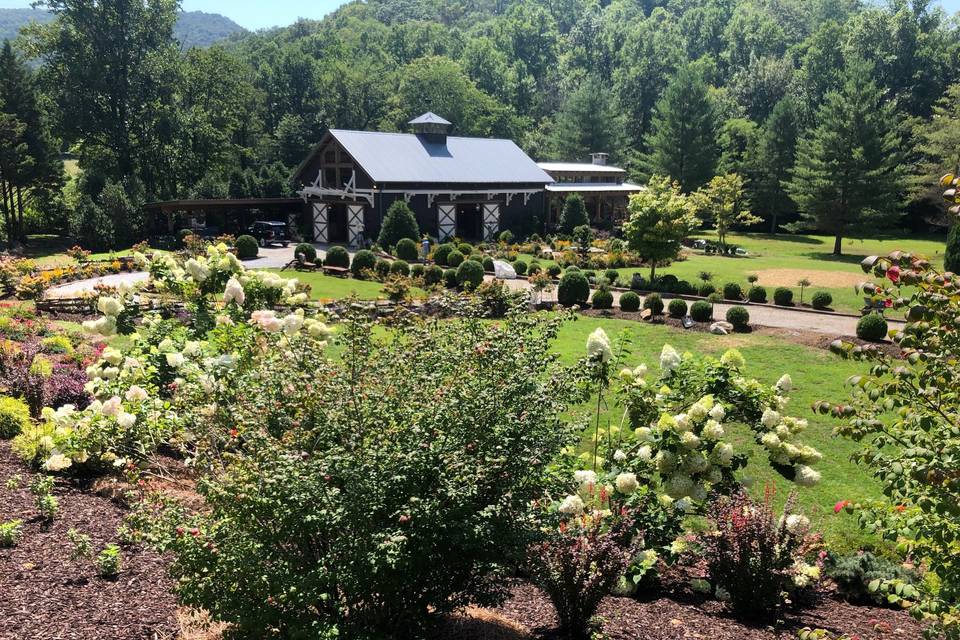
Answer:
[
  {"left": 750, "top": 98, "right": 798, "bottom": 232},
  {"left": 378, "top": 200, "right": 420, "bottom": 249},
  {"left": 787, "top": 59, "right": 906, "bottom": 255},
  {"left": 559, "top": 193, "right": 589, "bottom": 234},
  {"left": 644, "top": 64, "right": 718, "bottom": 192},
  {"left": 546, "top": 75, "right": 627, "bottom": 162}
]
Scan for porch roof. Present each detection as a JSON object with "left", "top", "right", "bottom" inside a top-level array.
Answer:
[{"left": 545, "top": 182, "right": 645, "bottom": 193}]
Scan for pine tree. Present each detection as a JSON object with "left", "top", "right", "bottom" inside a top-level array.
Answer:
[
  {"left": 378, "top": 200, "right": 420, "bottom": 249},
  {"left": 644, "top": 64, "right": 718, "bottom": 192},
  {"left": 547, "top": 75, "right": 627, "bottom": 162},
  {"left": 750, "top": 98, "right": 798, "bottom": 233},
  {"left": 559, "top": 193, "right": 589, "bottom": 234},
  {"left": 787, "top": 59, "right": 905, "bottom": 255}
]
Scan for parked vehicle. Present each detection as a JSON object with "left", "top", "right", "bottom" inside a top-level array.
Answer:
[{"left": 247, "top": 221, "right": 290, "bottom": 247}]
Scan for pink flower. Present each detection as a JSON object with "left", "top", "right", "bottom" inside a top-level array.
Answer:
[
  {"left": 834, "top": 500, "right": 851, "bottom": 514},
  {"left": 886, "top": 266, "right": 900, "bottom": 283}
]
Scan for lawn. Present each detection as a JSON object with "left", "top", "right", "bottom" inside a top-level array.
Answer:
[
  {"left": 260, "top": 268, "right": 426, "bottom": 301},
  {"left": 527, "top": 231, "right": 947, "bottom": 313},
  {"left": 549, "top": 317, "right": 879, "bottom": 552}
]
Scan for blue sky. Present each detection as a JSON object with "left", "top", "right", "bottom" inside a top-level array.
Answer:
[{"left": 2, "top": 0, "right": 959, "bottom": 29}]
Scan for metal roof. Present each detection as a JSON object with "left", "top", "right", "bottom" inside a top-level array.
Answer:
[
  {"left": 538, "top": 162, "right": 627, "bottom": 174},
  {"left": 330, "top": 129, "right": 554, "bottom": 185},
  {"left": 545, "top": 182, "right": 645, "bottom": 193},
  {"left": 408, "top": 112, "right": 451, "bottom": 126}
]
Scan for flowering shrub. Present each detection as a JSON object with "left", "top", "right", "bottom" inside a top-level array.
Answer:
[
  {"left": 703, "top": 490, "right": 820, "bottom": 619},
  {"left": 0, "top": 396, "right": 31, "bottom": 438},
  {"left": 821, "top": 251, "right": 960, "bottom": 638}
]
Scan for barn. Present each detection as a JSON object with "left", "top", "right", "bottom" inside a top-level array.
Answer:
[{"left": 292, "top": 113, "right": 553, "bottom": 246}]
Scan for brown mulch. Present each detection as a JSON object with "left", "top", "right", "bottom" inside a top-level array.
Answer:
[
  {"left": 491, "top": 582, "right": 924, "bottom": 640},
  {"left": 0, "top": 441, "right": 178, "bottom": 640}
]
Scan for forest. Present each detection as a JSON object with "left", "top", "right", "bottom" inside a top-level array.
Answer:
[{"left": 1, "top": 0, "right": 959, "bottom": 250}]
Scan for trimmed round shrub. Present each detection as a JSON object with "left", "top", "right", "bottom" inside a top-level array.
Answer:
[
  {"left": 235, "top": 235, "right": 258, "bottom": 259},
  {"left": 668, "top": 298, "right": 688, "bottom": 318},
  {"left": 0, "top": 396, "right": 30, "bottom": 439},
  {"left": 557, "top": 270, "right": 590, "bottom": 307},
  {"left": 447, "top": 250, "right": 465, "bottom": 268},
  {"left": 424, "top": 265, "right": 444, "bottom": 286},
  {"left": 390, "top": 260, "right": 410, "bottom": 277},
  {"left": 295, "top": 243, "right": 317, "bottom": 263},
  {"left": 482, "top": 256, "right": 495, "bottom": 272},
  {"left": 676, "top": 280, "right": 696, "bottom": 295},
  {"left": 513, "top": 260, "right": 528, "bottom": 276},
  {"left": 443, "top": 268, "right": 458, "bottom": 288},
  {"left": 457, "top": 259, "right": 485, "bottom": 289},
  {"left": 620, "top": 291, "right": 641, "bottom": 312},
  {"left": 395, "top": 238, "right": 419, "bottom": 262},
  {"left": 374, "top": 259, "right": 391, "bottom": 280},
  {"left": 773, "top": 287, "right": 794, "bottom": 306},
  {"left": 857, "top": 313, "right": 888, "bottom": 342},
  {"left": 498, "top": 230, "right": 514, "bottom": 244},
  {"left": 643, "top": 292, "right": 664, "bottom": 315},
  {"left": 604, "top": 269, "right": 620, "bottom": 286},
  {"left": 528, "top": 261, "right": 541, "bottom": 275},
  {"left": 690, "top": 300, "right": 713, "bottom": 322},
  {"left": 433, "top": 243, "right": 455, "bottom": 266},
  {"left": 811, "top": 291, "right": 833, "bottom": 310},
  {"left": 697, "top": 282, "right": 716, "bottom": 297},
  {"left": 658, "top": 274, "right": 680, "bottom": 293},
  {"left": 457, "top": 242, "right": 473, "bottom": 256},
  {"left": 547, "top": 264, "right": 562, "bottom": 278},
  {"left": 351, "top": 249, "right": 377, "bottom": 277},
  {"left": 324, "top": 246, "right": 350, "bottom": 269},
  {"left": 726, "top": 306, "right": 750, "bottom": 331},
  {"left": 565, "top": 265, "right": 581, "bottom": 272},
  {"left": 722, "top": 282, "right": 743, "bottom": 301},
  {"left": 747, "top": 285, "right": 767, "bottom": 303},
  {"left": 178, "top": 228, "right": 194, "bottom": 247},
  {"left": 591, "top": 288, "right": 613, "bottom": 309},
  {"left": 410, "top": 264, "right": 425, "bottom": 279}
]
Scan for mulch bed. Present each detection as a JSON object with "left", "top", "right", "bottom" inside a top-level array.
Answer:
[
  {"left": 492, "top": 582, "right": 924, "bottom": 640},
  {"left": 0, "top": 441, "right": 178, "bottom": 640}
]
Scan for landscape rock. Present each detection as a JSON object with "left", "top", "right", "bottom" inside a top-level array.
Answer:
[{"left": 494, "top": 260, "right": 517, "bottom": 279}]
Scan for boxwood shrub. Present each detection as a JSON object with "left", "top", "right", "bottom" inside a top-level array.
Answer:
[
  {"left": 619, "top": 291, "right": 641, "bottom": 312},
  {"left": 643, "top": 292, "right": 664, "bottom": 315},
  {"left": 390, "top": 260, "right": 410, "bottom": 277},
  {"left": 424, "top": 265, "right": 444, "bottom": 286},
  {"left": 557, "top": 270, "right": 590, "bottom": 307},
  {"left": 591, "top": 288, "right": 613, "bottom": 309},
  {"left": 747, "top": 285, "right": 767, "bottom": 303},
  {"left": 857, "top": 313, "right": 888, "bottom": 342},
  {"left": 410, "top": 264, "right": 425, "bottom": 279},
  {"left": 722, "top": 282, "right": 743, "bottom": 301},
  {"left": 235, "top": 234, "right": 258, "bottom": 259},
  {"left": 295, "top": 243, "right": 317, "bottom": 263},
  {"left": 528, "top": 261, "right": 541, "bottom": 275},
  {"left": 447, "top": 250, "right": 465, "bottom": 268},
  {"left": 811, "top": 291, "right": 833, "bottom": 310},
  {"left": 351, "top": 250, "right": 376, "bottom": 277},
  {"left": 325, "top": 246, "right": 350, "bottom": 269},
  {"left": 482, "top": 257, "right": 495, "bottom": 272},
  {"left": 726, "top": 306, "right": 750, "bottom": 331},
  {"left": 698, "top": 282, "right": 716, "bottom": 297},
  {"left": 690, "top": 300, "right": 713, "bottom": 322},
  {"left": 457, "top": 260, "right": 484, "bottom": 289},
  {"left": 604, "top": 269, "right": 620, "bottom": 286},
  {"left": 395, "top": 238, "right": 419, "bottom": 261},
  {"left": 668, "top": 298, "right": 688, "bottom": 318},
  {"left": 513, "top": 260, "right": 528, "bottom": 276},
  {"left": 773, "top": 287, "right": 793, "bottom": 306},
  {"left": 547, "top": 264, "right": 562, "bottom": 278},
  {"left": 433, "top": 243, "right": 455, "bottom": 266},
  {"left": 443, "top": 268, "right": 458, "bottom": 288},
  {"left": 374, "top": 259, "right": 391, "bottom": 280},
  {"left": 457, "top": 242, "right": 473, "bottom": 255}
]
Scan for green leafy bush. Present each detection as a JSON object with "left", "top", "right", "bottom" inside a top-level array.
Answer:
[
  {"left": 447, "top": 250, "right": 465, "bottom": 268},
  {"left": 295, "top": 243, "right": 317, "bottom": 263},
  {"left": 747, "top": 285, "right": 767, "bottom": 303},
  {"left": 378, "top": 200, "right": 420, "bottom": 248},
  {"left": 619, "top": 291, "right": 641, "bottom": 312},
  {"left": 547, "top": 264, "right": 562, "bottom": 278},
  {"left": 630, "top": 273, "right": 645, "bottom": 290},
  {"left": 374, "top": 258, "right": 391, "bottom": 280},
  {"left": 856, "top": 313, "right": 888, "bottom": 342},
  {"left": 557, "top": 270, "right": 590, "bottom": 307},
  {"left": 643, "top": 292, "right": 664, "bottom": 315},
  {"left": 482, "top": 256, "right": 495, "bottom": 272},
  {"left": 457, "top": 242, "right": 473, "bottom": 256},
  {"left": 395, "top": 238, "right": 419, "bottom": 262},
  {"left": 591, "top": 288, "right": 613, "bottom": 309},
  {"left": 528, "top": 261, "right": 541, "bottom": 275},
  {"left": 389, "top": 260, "right": 410, "bottom": 277},
  {"left": 0, "top": 519, "right": 23, "bottom": 547},
  {"left": 811, "top": 291, "right": 832, "bottom": 310},
  {"left": 773, "top": 287, "right": 793, "bottom": 306},
  {"left": 690, "top": 300, "right": 713, "bottom": 322},
  {"left": 668, "top": 298, "right": 688, "bottom": 317},
  {"left": 513, "top": 259, "right": 528, "bottom": 275},
  {"left": 351, "top": 249, "right": 377, "bottom": 277},
  {"left": 433, "top": 243, "right": 455, "bottom": 266},
  {"left": 604, "top": 269, "right": 619, "bottom": 286},
  {"left": 726, "top": 306, "right": 750, "bottom": 330},
  {"left": 443, "top": 268, "right": 458, "bottom": 288},
  {"left": 498, "top": 230, "right": 514, "bottom": 244},
  {"left": 456, "top": 260, "right": 484, "bottom": 290},
  {"left": 0, "top": 396, "right": 30, "bottom": 439},
  {"left": 825, "top": 552, "right": 918, "bottom": 605},
  {"left": 324, "top": 246, "right": 350, "bottom": 269},
  {"left": 96, "top": 544, "right": 122, "bottom": 579},
  {"left": 698, "top": 282, "right": 716, "bottom": 297},
  {"left": 424, "top": 265, "right": 444, "bottom": 286},
  {"left": 722, "top": 282, "right": 743, "bottom": 300},
  {"left": 235, "top": 235, "right": 258, "bottom": 259},
  {"left": 40, "top": 335, "right": 74, "bottom": 355},
  {"left": 410, "top": 264, "right": 425, "bottom": 279},
  {"left": 945, "top": 222, "right": 960, "bottom": 274}
]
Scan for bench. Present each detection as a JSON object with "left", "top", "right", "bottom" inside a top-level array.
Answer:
[{"left": 322, "top": 265, "right": 350, "bottom": 277}]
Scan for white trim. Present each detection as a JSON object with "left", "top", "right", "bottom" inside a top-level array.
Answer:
[
  {"left": 299, "top": 186, "right": 375, "bottom": 206},
  {"left": 385, "top": 188, "right": 540, "bottom": 197}
]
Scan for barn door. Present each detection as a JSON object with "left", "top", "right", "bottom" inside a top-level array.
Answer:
[
  {"left": 347, "top": 204, "right": 365, "bottom": 248},
  {"left": 312, "top": 203, "right": 328, "bottom": 243},
  {"left": 482, "top": 203, "right": 500, "bottom": 242},
  {"left": 438, "top": 203, "right": 456, "bottom": 242}
]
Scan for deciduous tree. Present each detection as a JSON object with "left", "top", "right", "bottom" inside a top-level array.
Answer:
[{"left": 623, "top": 175, "right": 699, "bottom": 281}]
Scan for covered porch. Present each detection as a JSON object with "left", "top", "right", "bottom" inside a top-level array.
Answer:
[{"left": 545, "top": 183, "right": 644, "bottom": 229}]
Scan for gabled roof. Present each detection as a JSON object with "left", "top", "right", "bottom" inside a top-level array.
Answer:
[
  {"left": 408, "top": 112, "right": 451, "bottom": 126},
  {"left": 326, "top": 129, "right": 554, "bottom": 185}
]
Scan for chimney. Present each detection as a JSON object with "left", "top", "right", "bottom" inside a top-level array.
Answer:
[
  {"left": 409, "top": 112, "right": 452, "bottom": 145},
  {"left": 591, "top": 152, "right": 609, "bottom": 166}
]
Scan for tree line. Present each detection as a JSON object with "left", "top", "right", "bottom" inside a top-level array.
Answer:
[{"left": 2, "top": 0, "right": 960, "bottom": 251}]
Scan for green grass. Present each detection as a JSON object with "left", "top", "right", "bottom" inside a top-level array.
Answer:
[
  {"left": 260, "top": 269, "right": 426, "bottom": 301},
  {"left": 550, "top": 317, "right": 880, "bottom": 552},
  {"left": 527, "top": 231, "right": 948, "bottom": 313}
]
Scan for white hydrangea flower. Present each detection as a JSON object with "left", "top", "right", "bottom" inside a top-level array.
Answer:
[
  {"left": 618, "top": 368, "right": 635, "bottom": 383},
  {"left": 665, "top": 474, "right": 694, "bottom": 499},
  {"left": 158, "top": 338, "right": 176, "bottom": 353},
  {"left": 761, "top": 408, "right": 781, "bottom": 428},
  {"left": 586, "top": 327, "right": 613, "bottom": 363},
  {"left": 680, "top": 431, "right": 701, "bottom": 449},
  {"left": 101, "top": 347, "right": 123, "bottom": 366},
  {"left": 574, "top": 469, "right": 597, "bottom": 492},
  {"left": 709, "top": 404, "right": 725, "bottom": 421},
  {"left": 101, "top": 396, "right": 122, "bottom": 417},
  {"left": 720, "top": 349, "right": 745, "bottom": 369},
  {"left": 692, "top": 484, "right": 708, "bottom": 502},
  {"left": 97, "top": 296, "right": 124, "bottom": 317},
  {"left": 684, "top": 454, "right": 709, "bottom": 473},
  {"left": 165, "top": 352, "right": 185, "bottom": 368},
  {"left": 655, "top": 450, "right": 677, "bottom": 473},
  {"left": 658, "top": 494, "right": 674, "bottom": 508},
  {"left": 44, "top": 454, "right": 72, "bottom": 472},
  {"left": 702, "top": 420, "right": 725, "bottom": 440},
  {"left": 776, "top": 374, "right": 793, "bottom": 393},
  {"left": 82, "top": 315, "right": 117, "bottom": 337},
  {"left": 125, "top": 386, "right": 148, "bottom": 403},
  {"left": 660, "top": 344, "right": 682, "bottom": 372},
  {"left": 675, "top": 497, "right": 693, "bottom": 513},
  {"left": 558, "top": 494, "right": 585, "bottom": 515},
  {"left": 673, "top": 413, "right": 692, "bottom": 433},
  {"left": 761, "top": 432, "right": 781, "bottom": 449},
  {"left": 282, "top": 310, "right": 305, "bottom": 336},
  {"left": 183, "top": 341, "right": 202, "bottom": 357},
  {"left": 215, "top": 314, "right": 234, "bottom": 326},
  {"left": 637, "top": 445, "right": 653, "bottom": 462},
  {"left": 795, "top": 465, "right": 821, "bottom": 487},
  {"left": 117, "top": 412, "right": 137, "bottom": 429},
  {"left": 223, "top": 277, "right": 245, "bottom": 305},
  {"left": 185, "top": 258, "right": 210, "bottom": 282},
  {"left": 688, "top": 402, "right": 708, "bottom": 422},
  {"left": 615, "top": 473, "right": 639, "bottom": 494},
  {"left": 252, "top": 310, "right": 282, "bottom": 333},
  {"left": 38, "top": 436, "right": 55, "bottom": 451},
  {"left": 101, "top": 367, "right": 119, "bottom": 380},
  {"left": 707, "top": 467, "right": 724, "bottom": 484},
  {"left": 634, "top": 426, "right": 653, "bottom": 442},
  {"left": 784, "top": 514, "right": 810, "bottom": 536},
  {"left": 613, "top": 449, "right": 627, "bottom": 463}
]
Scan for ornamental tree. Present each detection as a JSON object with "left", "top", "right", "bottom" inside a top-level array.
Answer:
[
  {"left": 690, "top": 173, "right": 761, "bottom": 250},
  {"left": 623, "top": 175, "right": 699, "bottom": 281},
  {"left": 820, "top": 251, "right": 960, "bottom": 639}
]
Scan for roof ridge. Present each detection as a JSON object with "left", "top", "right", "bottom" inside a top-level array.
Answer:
[{"left": 330, "top": 128, "right": 517, "bottom": 143}]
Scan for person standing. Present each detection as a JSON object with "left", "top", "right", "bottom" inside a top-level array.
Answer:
[{"left": 421, "top": 235, "right": 431, "bottom": 262}]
